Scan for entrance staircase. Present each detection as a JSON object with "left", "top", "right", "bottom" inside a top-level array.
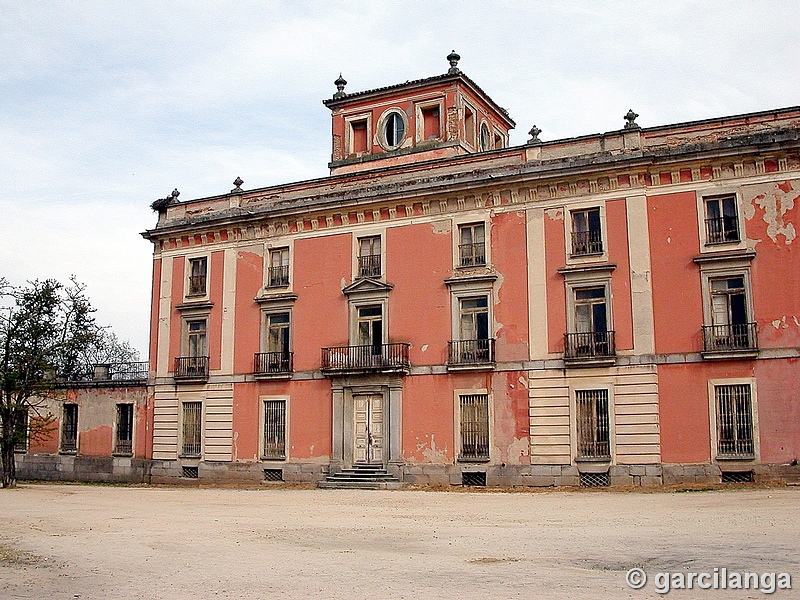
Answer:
[{"left": 319, "top": 463, "right": 404, "bottom": 489}]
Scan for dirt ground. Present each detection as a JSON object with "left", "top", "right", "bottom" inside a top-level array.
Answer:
[{"left": 0, "top": 484, "right": 797, "bottom": 600}]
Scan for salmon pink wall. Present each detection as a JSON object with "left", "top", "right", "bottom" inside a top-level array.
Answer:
[
  {"left": 606, "top": 199, "right": 634, "bottom": 350},
  {"left": 544, "top": 209, "right": 566, "bottom": 353},
  {"left": 292, "top": 234, "right": 350, "bottom": 371},
  {"left": 386, "top": 222, "right": 451, "bottom": 366},
  {"left": 491, "top": 370, "right": 530, "bottom": 465},
  {"left": 149, "top": 257, "right": 161, "bottom": 367},
  {"left": 233, "top": 249, "right": 263, "bottom": 375},
  {"left": 754, "top": 358, "right": 800, "bottom": 462},
  {"left": 743, "top": 180, "right": 800, "bottom": 349},
  {"left": 208, "top": 251, "right": 224, "bottom": 370},
  {"left": 402, "top": 375, "right": 456, "bottom": 463},
  {"left": 647, "top": 191, "right": 704, "bottom": 354},
  {"left": 492, "top": 211, "right": 529, "bottom": 361}
]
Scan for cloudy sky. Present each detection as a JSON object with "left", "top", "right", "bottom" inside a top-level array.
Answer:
[{"left": 1, "top": 1, "right": 798, "bottom": 357}]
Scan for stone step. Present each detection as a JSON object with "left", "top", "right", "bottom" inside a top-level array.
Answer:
[{"left": 318, "top": 480, "right": 404, "bottom": 490}]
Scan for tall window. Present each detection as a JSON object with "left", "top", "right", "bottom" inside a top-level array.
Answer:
[
  {"left": 480, "top": 123, "right": 491, "bottom": 151},
  {"left": 571, "top": 208, "right": 603, "bottom": 255},
  {"left": 61, "top": 404, "right": 78, "bottom": 453},
  {"left": 459, "top": 223, "right": 486, "bottom": 267},
  {"left": 576, "top": 389, "right": 610, "bottom": 459},
  {"left": 708, "top": 276, "right": 753, "bottom": 349},
  {"left": 421, "top": 106, "right": 440, "bottom": 140},
  {"left": 187, "top": 319, "right": 207, "bottom": 358},
  {"left": 357, "top": 305, "right": 383, "bottom": 354},
  {"left": 262, "top": 399, "right": 286, "bottom": 459},
  {"left": 188, "top": 257, "right": 208, "bottom": 296},
  {"left": 176, "top": 318, "right": 209, "bottom": 379},
  {"left": 459, "top": 394, "right": 489, "bottom": 460},
  {"left": 565, "top": 286, "right": 614, "bottom": 359},
  {"left": 181, "top": 401, "right": 202, "bottom": 456},
  {"left": 358, "top": 236, "right": 381, "bottom": 278},
  {"left": 384, "top": 112, "right": 405, "bottom": 148},
  {"left": 715, "top": 384, "right": 754, "bottom": 458},
  {"left": 350, "top": 119, "right": 368, "bottom": 154},
  {"left": 13, "top": 409, "right": 28, "bottom": 453},
  {"left": 268, "top": 247, "right": 290, "bottom": 287},
  {"left": 575, "top": 287, "right": 607, "bottom": 335},
  {"left": 115, "top": 404, "right": 133, "bottom": 455},
  {"left": 464, "top": 106, "right": 476, "bottom": 148},
  {"left": 705, "top": 195, "right": 740, "bottom": 244}
]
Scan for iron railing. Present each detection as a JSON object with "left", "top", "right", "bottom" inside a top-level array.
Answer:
[
  {"left": 321, "top": 342, "right": 410, "bottom": 372},
  {"left": 571, "top": 229, "right": 603, "bottom": 255},
  {"left": 459, "top": 242, "right": 486, "bottom": 267},
  {"left": 715, "top": 384, "right": 755, "bottom": 458},
  {"left": 448, "top": 339, "right": 495, "bottom": 365},
  {"left": 459, "top": 394, "right": 489, "bottom": 460},
  {"left": 705, "top": 216, "right": 740, "bottom": 244},
  {"left": 357, "top": 254, "right": 381, "bottom": 278},
  {"left": 262, "top": 399, "right": 286, "bottom": 459},
  {"left": 564, "top": 331, "right": 616, "bottom": 360},
  {"left": 576, "top": 389, "right": 611, "bottom": 459},
  {"left": 61, "top": 404, "right": 78, "bottom": 453},
  {"left": 181, "top": 401, "right": 202, "bottom": 456},
  {"left": 114, "top": 404, "right": 133, "bottom": 455},
  {"left": 703, "top": 323, "right": 758, "bottom": 352},
  {"left": 174, "top": 356, "right": 210, "bottom": 380},
  {"left": 254, "top": 351, "right": 293, "bottom": 375},
  {"left": 107, "top": 361, "right": 149, "bottom": 381},
  {"left": 267, "top": 265, "right": 290, "bottom": 287},
  {"left": 187, "top": 274, "right": 207, "bottom": 296}
]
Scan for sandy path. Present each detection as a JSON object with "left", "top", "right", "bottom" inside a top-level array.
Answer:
[{"left": 0, "top": 484, "right": 797, "bottom": 599}]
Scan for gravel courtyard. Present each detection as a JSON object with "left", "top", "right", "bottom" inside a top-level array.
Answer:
[{"left": 0, "top": 484, "right": 797, "bottom": 599}]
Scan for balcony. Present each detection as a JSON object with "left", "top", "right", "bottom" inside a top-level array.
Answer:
[
  {"left": 254, "top": 351, "right": 293, "bottom": 378},
  {"left": 458, "top": 242, "right": 486, "bottom": 267},
  {"left": 447, "top": 339, "right": 495, "bottom": 370},
  {"left": 187, "top": 274, "right": 207, "bottom": 296},
  {"left": 571, "top": 229, "right": 603, "bottom": 256},
  {"left": 705, "top": 216, "right": 740, "bottom": 245},
  {"left": 174, "top": 356, "right": 210, "bottom": 381},
  {"left": 357, "top": 254, "right": 381, "bottom": 278},
  {"left": 564, "top": 331, "right": 616, "bottom": 367},
  {"left": 702, "top": 323, "right": 758, "bottom": 358},
  {"left": 267, "top": 265, "right": 290, "bottom": 287},
  {"left": 321, "top": 342, "right": 410, "bottom": 374}
]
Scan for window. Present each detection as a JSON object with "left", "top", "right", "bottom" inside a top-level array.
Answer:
[
  {"left": 187, "top": 257, "right": 208, "bottom": 296},
  {"left": 383, "top": 111, "right": 405, "bottom": 148},
  {"left": 115, "top": 404, "right": 133, "bottom": 455},
  {"left": 176, "top": 318, "right": 209, "bottom": 379},
  {"left": 464, "top": 106, "right": 476, "bottom": 148},
  {"left": 704, "top": 276, "right": 756, "bottom": 351},
  {"left": 451, "top": 296, "right": 493, "bottom": 363},
  {"left": 459, "top": 394, "right": 489, "bottom": 460},
  {"left": 350, "top": 119, "right": 368, "bottom": 154},
  {"left": 493, "top": 131, "right": 504, "bottom": 149},
  {"left": 61, "top": 404, "right": 78, "bottom": 453},
  {"left": 714, "top": 384, "right": 754, "bottom": 458},
  {"left": 357, "top": 236, "right": 381, "bottom": 278},
  {"left": 458, "top": 223, "right": 486, "bottom": 267},
  {"left": 13, "top": 409, "right": 28, "bottom": 453},
  {"left": 480, "top": 123, "right": 491, "bottom": 151},
  {"left": 571, "top": 208, "right": 603, "bottom": 255},
  {"left": 181, "top": 401, "right": 202, "bottom": 456},
  {"left": 255, "top": 312, "right": 292, "bottom": 374},
  {"left": 421, "top": 106, "right": 440, "bottom": 140},
  {"left": 575, "top": 389, "right": 610, "bottom": 459},
  {"left": 268, "top": 247, "right": 290, "bottom": 288},
  {"left": 262, "top": 399, "right": 286, "bottom": 459},
  {"left": 705, "top": 195, "right": 740, "bottom": 244},
  {"left": 187, "top": 319, "right": 207, "bottom": 358},
  {"left": 357, "top": 305, "right": 383, "bottom": 354},
  {"left": 565, "top": 287, "right": 614, "bottom": 359}
]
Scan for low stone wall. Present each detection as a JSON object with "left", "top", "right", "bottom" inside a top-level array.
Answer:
[{"left": 16, "top": 453, "right": 150, "bottom": 483}]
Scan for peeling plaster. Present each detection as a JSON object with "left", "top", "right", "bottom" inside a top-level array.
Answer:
[
  {"left": 431, "top": 219, "right": 451, "bottom": 234},
  {"left": 545, "top": 208, "right": 563, "bottom": 220},
  {"left": 772, "top": 316, "right": 790, "bottom": 330},
  {"left": 745, "top": 181, "right": 798, "bottom": 245},
  {"left": 505, "top": 436, "right": 530, "bottom": 465},
  {"left": 418, "top": 434, "right": 448, "bottom": 463},
  {"left": 421, "top": 344, "right": 429, "bottom": 352}
]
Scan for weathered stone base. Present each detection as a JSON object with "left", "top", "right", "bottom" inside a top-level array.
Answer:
[
  {"left": 147, "top": 460, "right": 328, "bottom": 484},
  {"left": 16, "top": 453, "right": 150, "bottom": 483},
  {"left": 663, "top": 462, "right": 800, "bottom": 485}
]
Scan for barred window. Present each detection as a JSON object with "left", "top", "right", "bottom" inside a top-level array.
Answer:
[
  {"left": 182, "top": 402, "right": 202, "bottom": 456},
  {"left": 61, "top": 404, "right": 78, "bottom": 453},
  {"left": 115, "top": 404, "right": 133, "bottom": 455},
  {"left": 13, "top": 409, "right": 28, "bottom": 453},
  {"left": 459, "top": 394, "right": 489, "bottom": 460},
  {"left": 715, "top": 384, "right": 754, "bottom": 458},
  {"left": 576, "top": 389, "right": 610, "bottom": 459},
  {"left": 262, "top": 400, "right": 286, "bottom": 460}
]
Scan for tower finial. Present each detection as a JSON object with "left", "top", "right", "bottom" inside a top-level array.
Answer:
[
  {"left": 447, "top": 50, "right": 461, "bottom": 75},
  {"left": 333, "top": 73, "right": 347, "bottom": 99},
  {"left": 624, "top": 109, "right": 640, "bottom": 130}
]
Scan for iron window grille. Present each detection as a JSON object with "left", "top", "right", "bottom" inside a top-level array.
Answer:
[
  {"left": 262, "top": 400, "right": 286, "bottom": 459},
  {"left": 13, "top": 410, "right": 28, "bottom": 453},
  {"left": 705, "top": 196, "right": 740, "bottom": 244},
  {"left": 576, "top": 389, "right": 611, "bottom": 459},
  {"left": 61, "top": 404, "right": 78, "bottom": 453},
  {"left": 268, "top": 248, "right": 290, "bottom": 287},
  {"left": 458, "top": 223, "right": 486, "bottom": 267},
  {"left": 115, "top": 404, "right": 134, "bottom": 455},
  {"left": 181, "top": 401, "right": 202, "bottom": 457},
  {"left": 459, "top": 394, "right": 489, "bottom": 461},
  {"left": 715, "top": 384, "right": 755, "bottom": 458},
  {"left": 357, "top": 236, "right": 382, "bottom": 278}
]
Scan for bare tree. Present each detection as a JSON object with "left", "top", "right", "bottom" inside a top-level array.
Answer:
[{"left": 0, "top": 277, "right": 138, "bottom": 488}]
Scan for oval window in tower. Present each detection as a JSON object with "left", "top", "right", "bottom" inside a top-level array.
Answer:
[{"left": 381, "top": 110, "right": 406, "bottom": 150}]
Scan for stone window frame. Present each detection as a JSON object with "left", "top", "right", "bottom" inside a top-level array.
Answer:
[
  {"left": 707, "top": 377, "right": 760, "bottom": 464},
  {"left": 568, "top": 378, "right": 616, "bottom": 466},
  {"left": 414, "top": 97, "right": 445, "bottom": 144},
  {"left": 453, "top": 214, "right": 491, "bottom": 271},
  {"left": 185, "top": 254, "right": 210, "bottom": 300},
  {"left": 564, "top": 200, "right": 609, "bottom": 265},
  {"left": 463, "top": 101, "right": 477, "bottom": 149},
  {"left": 353, "top": 228, "right": 386, "bottom": 280},
  {"left": 113, "top": 403, "right": 135, "bottom": 457},
  {"left": 376, "top": 107, "right": 409, "bottom": 152},
  {"left": 259, "top": 395, "right": 289, "bottom": 461},
  {"left": 453, "top": 387, "right": 492, "bottom": 463},
  {"left": 344, "top": 111, "right": 372, "bottom": 157},
  {"left": 697, "top": 255, "right": 755, "bottom": 339},
  {"left": 265, "top": 244, "right": 292, "bottom": 289},
  {"left": 695, "top": 188, "right": 748, "bottom": 254},
  {"left": 179, "top": 399, "right": 204, "bottom": 459}
]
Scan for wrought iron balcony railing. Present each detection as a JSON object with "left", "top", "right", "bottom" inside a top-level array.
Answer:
[
  {"left": 357, "top": 254, "right": 381, "bottom": 278},
  {"left": 564, "top": 331, "right": 616, "bottom": 360},
  {"left": 571, "top": 229, "right": 603, "bottom": 255},
  {"left": 705, "top": 216, "right": 740, "bottom": 244},
  {"left": 459, "top": 242, "right": 486, "bottom": 267},
  {"left": 254, "top": 351, "right": 293, "bottom": 375},
  {"left": 321, "top": 343, "right": 410, "bottom": 372},
  {"left": 267, "top": 265, "right": 290, "bottom": 287},
  {"left": 187, "top": 274, "right": 207, "bottom": 296},
  {"left": 174, "top": 356, "right": 210, "bottom": 380},
  {"left": 702, "top": 323, "right": 758, "bottom": 353},
  {"left": 447, "top": 339, "right": 495, "bottom": 365}
]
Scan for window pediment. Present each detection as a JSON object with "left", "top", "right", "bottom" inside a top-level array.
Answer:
[{"left": 342, "top": 277, "right": 393, "bottom": 297}]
